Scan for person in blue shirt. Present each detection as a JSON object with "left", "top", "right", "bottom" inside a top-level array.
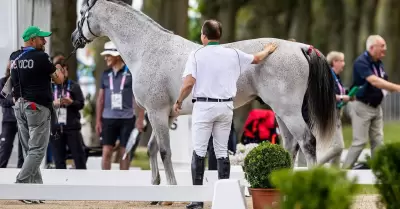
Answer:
[
  {"left": 317, "top": 51, "right": 352, "bottom": 166},
  {"left": 342, "top": 35, "right": 400, "bottom": 169}
]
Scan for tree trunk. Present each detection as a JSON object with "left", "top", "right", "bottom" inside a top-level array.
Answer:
[
  {"left": 375, "top": 0, "right": 400, "bottom": 82},
  {"left": 288, "top": 0, "right": 312, "bottom": 43},
  {"left": 142, "top": 0, "right": 163, "bottom": 22},
  {"left": 160, "top": 0, "right": 189, "bottom": 38},
  {"left": 358, "top": 0, "right": 379, "bottom": 53},
  {"left": 325, "top": 0, "right": 345, "bottom": 52},
  {"left": 50, "top": 0, "right": 77, "bottom": 80},
  {"left": 342, "top": 0, "right": 363, "bottom": 86}
]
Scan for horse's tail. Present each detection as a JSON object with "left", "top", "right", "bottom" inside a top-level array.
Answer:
[{"left": 301, "top": 45, "right": 336, "bottom": 142}]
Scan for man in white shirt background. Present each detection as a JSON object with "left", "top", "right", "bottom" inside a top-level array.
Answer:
[{"left": 174, "top": 19, "right": 277, "bottom": 209}]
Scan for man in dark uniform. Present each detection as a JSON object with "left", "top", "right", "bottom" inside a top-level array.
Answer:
[
  {"left": 343, "top": 35, "right": 400, "bottom": 169},
  {"left": 0, "top": 62, "right": 24, "bottom": 168},
  {"left": 50, "top": 62, "right": 87, "bottom": 170},
  {"left": 10, "top": 26, "right": 65, "bottom": 204}
]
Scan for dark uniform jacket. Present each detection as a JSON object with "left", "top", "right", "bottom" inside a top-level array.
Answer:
[{"left": 51, "top": 79, "right": 84, "bottom": 131}]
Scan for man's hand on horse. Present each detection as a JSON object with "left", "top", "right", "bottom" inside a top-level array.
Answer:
[
  {"left": 173, "top": 100, "right": 182, "bottom": 115},
  {"left": 264, "top": 43, "right": 278, "bottom": 54}
]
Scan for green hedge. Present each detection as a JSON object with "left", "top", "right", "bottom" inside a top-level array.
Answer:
[{"left": 244, "top": 141, "right": 292, "bottom": 189}]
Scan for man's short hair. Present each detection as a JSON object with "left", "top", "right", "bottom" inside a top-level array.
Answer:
[
  {"left": 366, "top": 35, "right": 384, "bottom": 50},
  {"left": 202, "top": 20, "right": 222, "bottom": 40}
]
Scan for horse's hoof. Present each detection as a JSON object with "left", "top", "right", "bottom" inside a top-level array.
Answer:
[
  {"left": 150, "top": 201, "right": 159, "bottom": 205},
  {"left": 161, "top": 201, "right": 174, "bottom": 206}
]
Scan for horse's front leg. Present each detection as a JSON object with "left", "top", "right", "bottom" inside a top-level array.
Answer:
[
  {"left": 147, "top": 109, "right": 177, "bottom": 206},
  {"left": 147, "top": 132, "right": 160, "bottom": 185}
]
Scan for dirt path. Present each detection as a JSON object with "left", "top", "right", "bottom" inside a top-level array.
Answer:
[{"left": 0, "top": 195, "right": 380, "bottom": 209}]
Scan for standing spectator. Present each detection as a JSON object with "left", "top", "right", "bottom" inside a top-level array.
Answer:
[
  {"left": 343, "top": 35, "right": 400, "bottom": 169},
  {"left": 318, "top": 51, "right": 350, "bottom": 166},
  {"left": 50, "top": 62, "right": 87, "bottom": 169},
  {"left": 96, "top": 41, "right": 144, "bottom": 170},
  {"left": 0, "top": 61, "right": 24, "bottom": 168},
  {"left": 10, "top": 26, "right": 65, "bottom": 204}
]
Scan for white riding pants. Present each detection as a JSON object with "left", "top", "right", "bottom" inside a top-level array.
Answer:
[{"left": 192, "top": 101, "right": 233, "bottom": 158}]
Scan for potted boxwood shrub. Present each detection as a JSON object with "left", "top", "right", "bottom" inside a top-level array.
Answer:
[
  {"left": 368, "top": 142, "right": 400, "bottom": 209},
  {"left": 243, "top": 141, "right": 292, "bottom": 209},
  {"left": 270, "top": 166, "right": 359, "bottom": 209}
]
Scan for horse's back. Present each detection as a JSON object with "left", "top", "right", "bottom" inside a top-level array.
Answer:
[{"left": 222, "top": 38, "right": 311, "bottom": 109}]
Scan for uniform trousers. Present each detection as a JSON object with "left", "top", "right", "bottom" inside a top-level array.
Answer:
[
  {"left": 187, "top": 101, "right": 233, "bottom": 209},
  {"left": 192, "top": 101, "right": 233, "bottom": 158},
  {"left": 0, "top": 121, "right": 24, "bottom": 168},
  {"left": 13, "top": 99, "right": 51, "bottom": 183},
  {"left": 342, "top": 100, "right": 383, "bottom": 169},
  {"left": 50, "top": 129, "right": 87, "bottom": 169}
]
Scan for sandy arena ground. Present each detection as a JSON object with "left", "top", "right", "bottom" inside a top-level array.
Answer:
[{"left": 0, "top": 195, "right": 380, "bottom": 209}]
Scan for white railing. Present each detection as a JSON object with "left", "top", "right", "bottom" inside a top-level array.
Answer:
[{"left": 382, "top": 92, "right": 400, "bottom": 121}]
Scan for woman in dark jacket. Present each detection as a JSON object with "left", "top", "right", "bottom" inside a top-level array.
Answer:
[{"left": 0, "top": 61, "right": 24, "bottom": 168}]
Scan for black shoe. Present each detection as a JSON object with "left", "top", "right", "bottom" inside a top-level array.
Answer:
[
  {"left": 186, "top": 201, "right": 204, "bottom": 209},
  {"left": 19, "top": 200, "right": 40, "bottom": 204},
  {"left": 217, "top": 156, "right": 230, "bottom": 179}
]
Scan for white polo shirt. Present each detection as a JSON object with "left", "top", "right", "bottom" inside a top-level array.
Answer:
[{"left": 182, "top": 44, "right": 254, "bottom": 99}]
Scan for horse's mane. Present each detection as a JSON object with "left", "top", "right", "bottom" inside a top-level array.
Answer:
[{"left": 106, "top": 0, "right": 174, "bottom": 34}]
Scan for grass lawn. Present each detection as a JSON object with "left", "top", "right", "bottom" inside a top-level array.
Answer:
[
  {"left": 342, "top": 121, "right": 400, "bottom": 148},
  {"left": 130, "top": 147, "right": 150, "bottom": 170}
]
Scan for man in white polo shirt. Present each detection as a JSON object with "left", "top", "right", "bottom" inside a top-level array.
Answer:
[{"left": 173, "top": 19, "right": 277, "bottom": 209}]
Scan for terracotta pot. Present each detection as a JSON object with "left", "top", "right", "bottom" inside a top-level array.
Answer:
[{"left": 249, "top": 188, "right": 280, "bottom": 209}]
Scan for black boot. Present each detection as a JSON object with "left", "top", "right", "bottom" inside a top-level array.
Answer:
[
  {"left": 217, "top": 157, "right": 230, "bottom": 179},
  {"left": 186, "top": 151, "right": 205, "bottom": 209}
]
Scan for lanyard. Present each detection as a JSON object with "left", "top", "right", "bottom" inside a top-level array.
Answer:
[
  {"left": 10, "top": 47, "right": 35, "bottom": 70},
  {"left": 54, "top": 80, "right": 71, "bottom": 100},
  {"left": 363, "top": 51, "right": 384, "bottom": 78},
  {"left": 330, "top": 69, "right": 345, "bottom": 95},
  {"left": 109, "top": 65, "right": 128, "bottom": 92},
  {"left": 372, "top": 64, "right": 384, "bottom": 78}
]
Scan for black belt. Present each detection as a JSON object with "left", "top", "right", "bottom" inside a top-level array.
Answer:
[
  {"left": 192, "top": 97, "right": 233, "bottom": 103},
  {"left": 358, "top": 99, "right": 379, "bottom": 108}
]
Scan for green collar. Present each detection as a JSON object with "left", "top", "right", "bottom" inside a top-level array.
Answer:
[{"left": 207, "top": 41, "right": 219, "bottom": 45}]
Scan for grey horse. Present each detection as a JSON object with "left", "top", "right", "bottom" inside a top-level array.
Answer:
[{"left": 71, "top": 0, "right": 336, "bottom": 189}]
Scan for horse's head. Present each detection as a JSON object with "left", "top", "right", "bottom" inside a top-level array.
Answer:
[{"left": 71, "top": 0, "right": 102, "bottom": 49}]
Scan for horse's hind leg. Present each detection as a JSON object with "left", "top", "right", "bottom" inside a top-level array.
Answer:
[
  {"left": 279, "top": 113, "right": 316, "bottom": 168},
  {"left": 276, "top": 116, "right": 300, "bottom": 166}
]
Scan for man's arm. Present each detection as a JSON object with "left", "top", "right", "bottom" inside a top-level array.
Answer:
[
  {"left": 251, "top": 43, "right": 278, "bottom": 64},
  {"left": 69, "top": 83, "right": 85, "bottom": 110},
  {"left": 96, "top": 89, "right": 105, "bottom": 124},
  {"left": 176, "top": 51, "right": 197, "bottom": 104},
  {"left": 366, "top": 76, "right": 400, "bottom": 92},
  {"left": 51, "top": 68, "right": 65, "bottom": 84},
  {"left": 177, "top": 75, "right": 196, "bottom": 104},
  {"left": 41, "top": 53, "right": 65, "bottom": 84},
  {"left": 356, "top": 61, "right": 400, "bottom": 92}
]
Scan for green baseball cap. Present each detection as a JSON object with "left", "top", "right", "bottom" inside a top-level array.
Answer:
[{"left": 22, "top": 26, "right": 52, "bottom": 42}]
